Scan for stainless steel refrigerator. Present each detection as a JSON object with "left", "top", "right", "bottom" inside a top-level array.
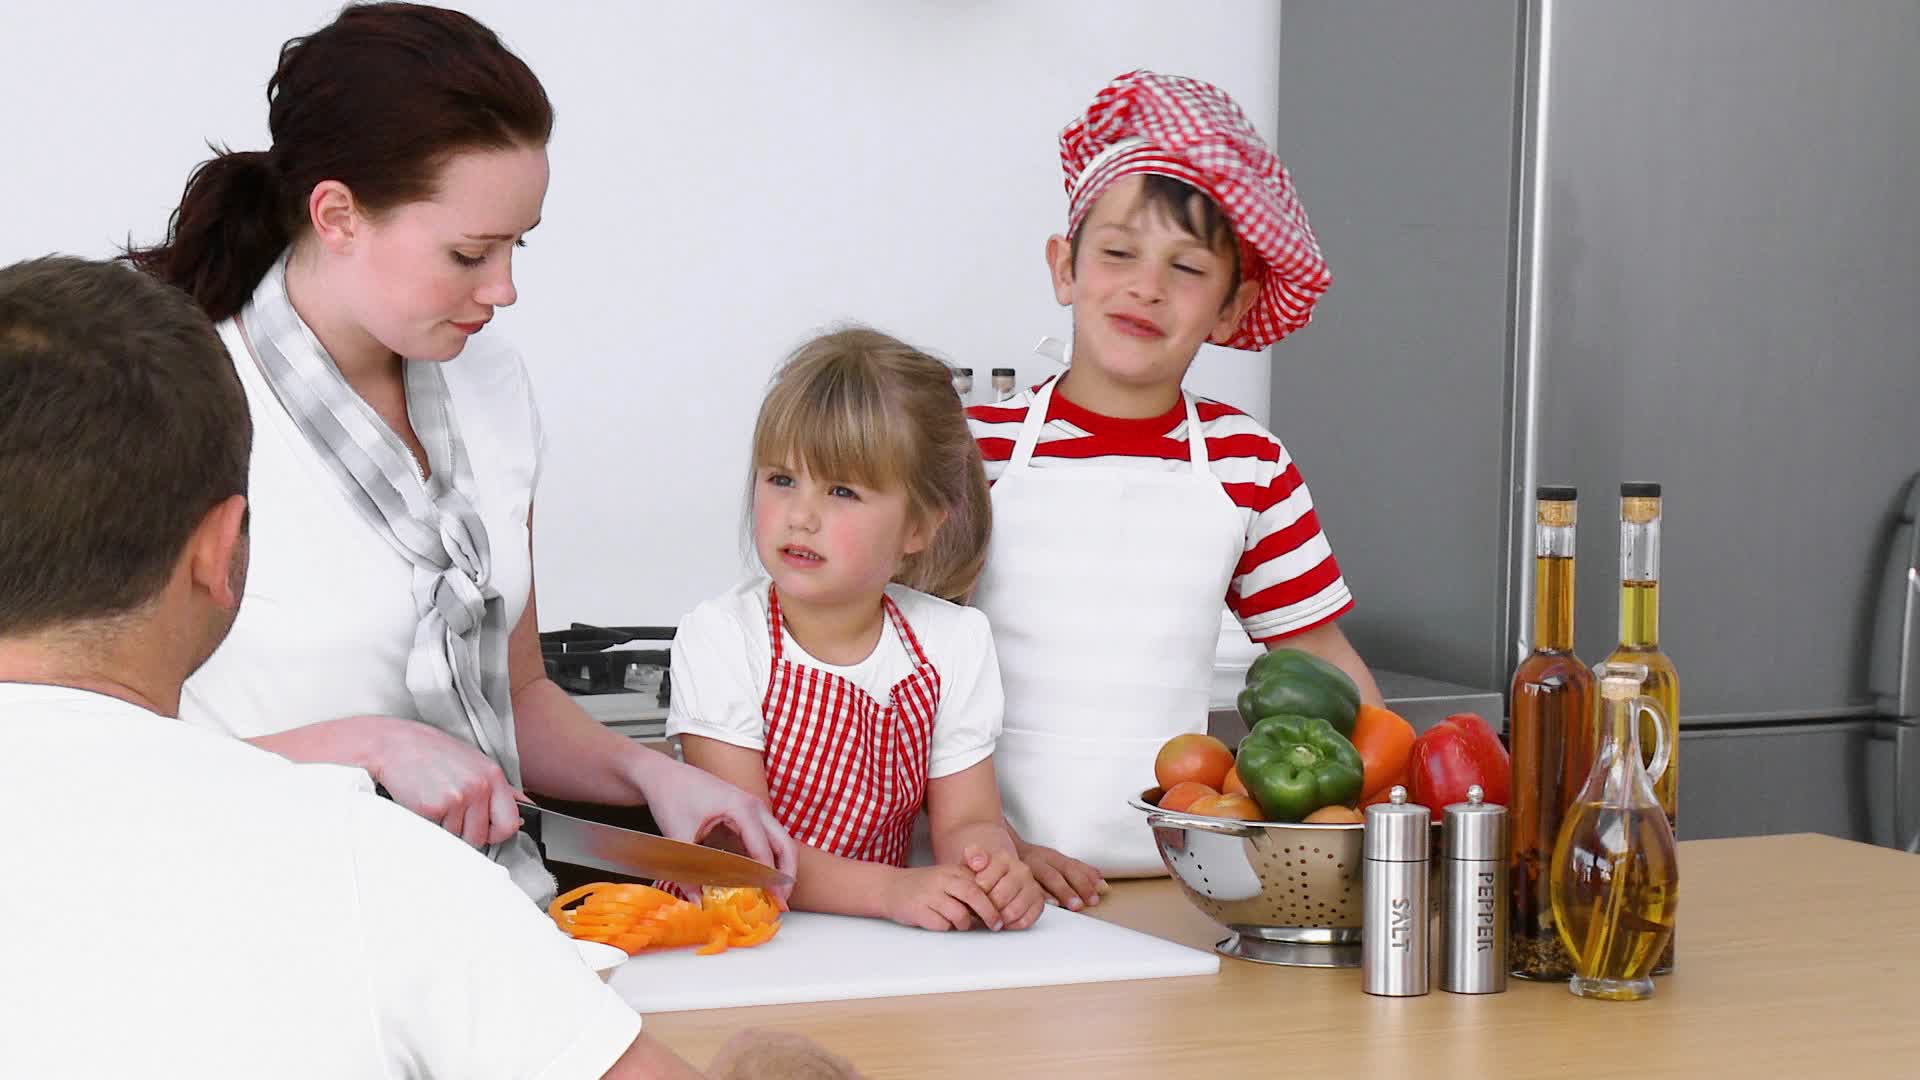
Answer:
[{"left": 1269, "top": 0, "right": 1920, "bottom": 845}]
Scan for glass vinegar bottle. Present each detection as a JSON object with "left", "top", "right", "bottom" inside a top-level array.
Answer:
[
  {"left": 1602, "top": 482, "right": 1678, "bottom": 974},
  {"left": 1549, "top": 661, "right": 1679, "bottom": 1001},
  {"left": 1509, "top": 485, "right": 1597, "bottom": 980}
]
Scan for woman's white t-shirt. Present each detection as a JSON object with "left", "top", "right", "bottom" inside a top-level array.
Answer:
[
  {"left": 667, "top": 578, "right": 1003, "bottom": 779},
  {"left": 180, "top": 319, "right": 543, "bottom": 739}
]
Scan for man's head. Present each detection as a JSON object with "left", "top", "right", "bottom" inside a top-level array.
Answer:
[{"left": 0, "top": 256, "right": 251, "bottom": 684}]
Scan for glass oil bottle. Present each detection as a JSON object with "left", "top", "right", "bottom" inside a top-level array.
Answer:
[
  {"left": 1602, "top": 482, "right": 1679, "bottom": 974},
  {"left": 1549, "top": 661, "right": 1679, "bottom": 1001},
  {"left": 1509, "top": 485, "right": 1596, "bottom": 980}
]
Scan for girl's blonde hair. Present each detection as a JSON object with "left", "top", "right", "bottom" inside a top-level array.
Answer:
[{"left": 751, "top": 327, "right": 991, "bottom": 603}]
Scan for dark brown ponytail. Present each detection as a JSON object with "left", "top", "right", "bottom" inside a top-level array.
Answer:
[
  {"left": 124, "top": 3, "right": 554, "bottom": 322},
  {"left": 126, "top": 150, "right": 289, "bottom": 324}
]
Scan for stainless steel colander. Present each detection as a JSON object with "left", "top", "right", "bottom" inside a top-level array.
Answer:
[{"left": 1132, "top": 789, "right": 1441, "bottom": 967}]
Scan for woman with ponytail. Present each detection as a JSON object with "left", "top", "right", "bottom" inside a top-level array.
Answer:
[{"left": 129, "top": 3, "right": 796, "bottom": 911}]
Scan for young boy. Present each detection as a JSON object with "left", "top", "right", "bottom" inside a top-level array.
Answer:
[{"left": 969, "top": 71, "right": 1384, "bottom": 888}]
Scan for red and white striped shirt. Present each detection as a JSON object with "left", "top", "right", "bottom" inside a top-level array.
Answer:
[{"left": 968, "top": 379, "right": 1353, "bottom": 642}]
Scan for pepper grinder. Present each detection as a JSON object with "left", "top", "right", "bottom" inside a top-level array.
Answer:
[
  {"left": 1362, "top": 785, "right": 1430, "bottom": 996},
  {"left": 1441, "top": 784, "right": 1509, "bottom": 994}
]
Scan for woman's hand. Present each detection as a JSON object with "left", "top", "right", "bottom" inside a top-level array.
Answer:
[
  {"left": 361, "top": 716, "right": 526, "bottom": 848},
  {"left": 1016, "top": 840, "right": 1107, "bottom": 912},
  {"left": 963, "top": 844, "right": 1046, "bottom": 930},
  {"left": 630, "top": 753, "right": 799, "bottom": 902},
  {"left": 882, "top": 864, "right": 1003, "bottom": 931}
]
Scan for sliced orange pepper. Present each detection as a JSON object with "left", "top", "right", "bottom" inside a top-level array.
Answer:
[
  {"left": 695, "top": 928, "right": 731, "bottom": 956},
  {"left": 552, "top": 882, "right": 782, "bottom": 958},
  {"left": 733, "top": 923, "right": 778, "bottom": 948}
]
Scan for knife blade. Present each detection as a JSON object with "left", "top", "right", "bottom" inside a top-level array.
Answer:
[{"left": 518, "top": 800, "right": 793, "bottom": 890}]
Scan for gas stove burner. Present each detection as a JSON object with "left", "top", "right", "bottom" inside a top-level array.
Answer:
[{"left": 538, "top": 623, "right": 674, "bottom": 699}]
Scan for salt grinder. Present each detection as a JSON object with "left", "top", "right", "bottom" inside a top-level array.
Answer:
[
  {"left": 1362, "top": 785, "right": 1430, "bottom": 996},
  {"left": 1441, "top": 784, "right": 1509, "bottom": 994}
]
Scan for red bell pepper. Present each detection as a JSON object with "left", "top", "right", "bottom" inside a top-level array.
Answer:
[{"left": 1405, "top": 713, "right": 1511, "bottom": 821}]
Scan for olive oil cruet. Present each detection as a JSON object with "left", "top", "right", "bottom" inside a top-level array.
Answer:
[{"left": 1548, "top": 661, "right": 1679, "bottom": 1001}]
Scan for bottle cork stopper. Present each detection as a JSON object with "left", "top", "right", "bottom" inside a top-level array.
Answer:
[
  {"left": 1600, "top": 674, "right": 1642, "bottom": 700},
  {"left": 1597, "top": 660, "right": 1648, "bottom": 699},
  {"left": 1537, "top": 499, "right": 1575, "bottom": 527}
]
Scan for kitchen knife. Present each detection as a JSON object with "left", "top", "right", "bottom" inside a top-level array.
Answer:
[{"left": 518, "top": 800, "right": 793, "bottom": 890}]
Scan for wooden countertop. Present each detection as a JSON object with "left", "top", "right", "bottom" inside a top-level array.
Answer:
[{"left": 643, "top": 834, "right": 1920, "bottom": 1078}]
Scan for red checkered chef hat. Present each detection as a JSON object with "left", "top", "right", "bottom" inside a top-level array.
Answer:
[{"left": 1060, "top": 70, "right": 1331, "bottom": 350}]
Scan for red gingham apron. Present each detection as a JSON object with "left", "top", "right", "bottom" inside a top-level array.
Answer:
[{"left": 761, "top": 586, "right": 940, "bottom": 867}]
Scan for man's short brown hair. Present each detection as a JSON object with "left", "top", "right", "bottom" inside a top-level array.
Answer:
[{"left": 0, "top": 256, "right": 250, "bottom": 635}]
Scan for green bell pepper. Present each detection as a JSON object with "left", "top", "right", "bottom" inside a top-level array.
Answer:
[
  {"left": 1236, "top": 648, "right": 1362, "bottom": 738},
  {"left": 1235, "top": 714, "right": 1365, "bottom": 822}
]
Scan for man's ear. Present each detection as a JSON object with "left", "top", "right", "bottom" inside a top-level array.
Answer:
[
  {"left": 186, "top": 494, "right": 249, "bottom": 611},
  {"left": 1208, "top": 278, "right": 1262, "bottom": 344},
  {"left": 1044, "top": 234, "right": 1075, "bottom": 307}
]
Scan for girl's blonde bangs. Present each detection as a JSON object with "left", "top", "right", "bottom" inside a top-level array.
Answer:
[{"left": 751, "top": 353, "right": 915, "bottom": 492}]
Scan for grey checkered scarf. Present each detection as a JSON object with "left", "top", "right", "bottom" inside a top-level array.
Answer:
[{"left": 236, "top": 254, "right": 554, "bottom": 903}]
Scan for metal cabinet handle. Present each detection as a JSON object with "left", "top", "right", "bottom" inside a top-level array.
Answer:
[{"left": 1871, "top": 473, "right": 1920, "bottom": 851}]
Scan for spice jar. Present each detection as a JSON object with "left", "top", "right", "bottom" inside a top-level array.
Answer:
[{"left": 991, "top": 367, "right": 1017, "bottom": 403}]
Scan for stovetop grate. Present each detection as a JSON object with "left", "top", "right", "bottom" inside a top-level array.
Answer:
[{"left": 537, "top": 623, "right": 674, "bottom": 699}]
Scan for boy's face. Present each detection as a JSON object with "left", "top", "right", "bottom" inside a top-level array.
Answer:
[{"left": 1047, "top": 176, "right": 1260, "bottom": 396}]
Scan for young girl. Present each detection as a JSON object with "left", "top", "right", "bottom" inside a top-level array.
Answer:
[{"left": 668, "top": 328, "right": 1044, "bottom": 933}]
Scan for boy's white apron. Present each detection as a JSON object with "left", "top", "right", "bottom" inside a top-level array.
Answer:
[{"left": 972, "top": 377, "right": 1243, "bottom": 875}]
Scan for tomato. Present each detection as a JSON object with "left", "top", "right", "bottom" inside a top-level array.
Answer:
[
  {"left": 1154, "top": 734, "right": 1234, "bottom": 791},
  {"left": 1302, "top": 805, "right": 1365, "bottom": 825},
  {"left": 1157, "top": 781, "right": 1218, "bottom": 813},
  {"left": 1222, "top": 764, "right": 1248, "bottom": 797},
  {"left": 1187, "top": 793, "right": 1265, "bottom": 821}
]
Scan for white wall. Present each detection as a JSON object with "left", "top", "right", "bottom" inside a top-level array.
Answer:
[{"left": 1, "top": 2, "right": 1281, "bottom": 629}]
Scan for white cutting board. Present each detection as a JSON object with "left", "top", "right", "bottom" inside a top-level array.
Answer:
[{"left": 607, "top": 905, "right": 1218, "bottom": 1013}]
